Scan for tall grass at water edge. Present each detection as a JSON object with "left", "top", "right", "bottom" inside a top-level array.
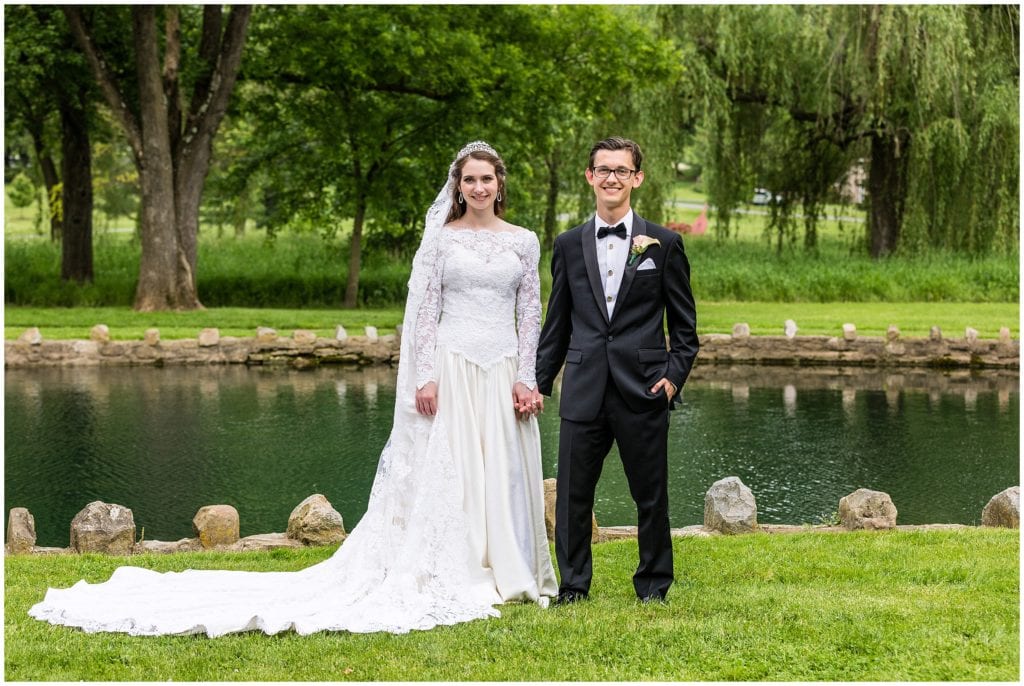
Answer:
[
  {"left": 4, "top": 234, "right": 411, "bottom": 309},
  {"left": 5, "top": 232, "right": 1018, "bottom": 308},
  {"left": 686, "top": 237, "right": 1019, "bottom": 303}
]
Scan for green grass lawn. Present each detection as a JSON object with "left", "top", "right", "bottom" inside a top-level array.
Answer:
[
  {"left": 5, "top": 301, "right": 1018, "bottom": 341},
  {"left": 5, "top": 529, "right": 1018, "bottom": 681}
]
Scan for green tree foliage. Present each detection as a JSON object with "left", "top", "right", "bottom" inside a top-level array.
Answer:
[
  {"left": 666, "top": 4, "right": 1019, "bottom": 257},
  {"left": 220, "top": 5, "right": 684, "bottom": 305},
  {"left": 483, "top": 5, "right": 684, "bottom": 249},
  {"left": 7, "top": 173, "right": 36, "bottom": 208},
  {"left": 235, "top": 4, "right": 509, "bottom": 307}
]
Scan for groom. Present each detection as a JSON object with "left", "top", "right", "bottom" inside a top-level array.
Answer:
[{"left": 534, "top": 137, "right": 698, "bottom": 604}]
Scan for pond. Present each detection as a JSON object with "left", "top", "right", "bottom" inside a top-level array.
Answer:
[{"left": 4, "top": 364, "right": 1018, "bottom": 547}]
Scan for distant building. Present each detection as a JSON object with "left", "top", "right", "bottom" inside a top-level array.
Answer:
[{"left": 836, "top": 160, "right": 866, "bottom": 204}]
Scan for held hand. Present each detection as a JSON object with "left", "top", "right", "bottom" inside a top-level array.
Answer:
[
  {"left": 531, "top": 388, "right": 545, "bottom": 415},
  {"left": 415, "top": 381, "right": 438, "bottom": 416},
  {"left": 650, "top": 377, "right": 677, "bottom": 405},
  {"left": 513, "top": 382, "right": 542, "bottom": 420}
]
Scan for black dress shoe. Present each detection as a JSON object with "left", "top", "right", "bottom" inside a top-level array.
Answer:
[
  {"left": 639, "top": 594, "right": 666, "bottom": 605},
  {"left": 553, "top": 590, "right": 588, "bottom": 606}
]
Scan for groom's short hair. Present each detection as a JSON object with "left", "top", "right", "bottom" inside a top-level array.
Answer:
[{"left": 589, "top": 137, "right": 643, "bottom": 171}]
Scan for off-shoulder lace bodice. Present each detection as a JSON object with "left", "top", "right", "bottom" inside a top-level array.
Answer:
[{"left": 415, "top": 228, "right": 541, "bottom": 389}]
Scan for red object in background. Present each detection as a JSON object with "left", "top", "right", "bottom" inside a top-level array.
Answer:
[{"left": 666, "top": 205, "right": 708, "bottom": 235}]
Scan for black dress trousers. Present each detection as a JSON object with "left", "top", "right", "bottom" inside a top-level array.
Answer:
[{"left": 554, "top": 374, "right": 673, "bottom": 599}]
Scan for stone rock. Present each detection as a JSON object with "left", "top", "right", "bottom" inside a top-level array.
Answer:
[
  {"left": 198, "top": 328, "right": 220, "bottom": 347},
  {"left": 543, "top": 478, "right": 598, "bottom": 543},
  {"left": 965, "top": 327, "right": 979, "bottom": 344},
  {"left": 293, "top": 329, "right": 317, "bottom": 345},
  {"left": 395, "top": 324, "right": 403, "bottom": 343},
  {"left": 6, "top": 507, "right": 36, "bottom": 554},
  {"left": 704, "top": 476, "right": 758, "bottom": 534},
  {"left": 732, "top": 323, "right": 750, "bottom": 338},
  {"left": 981, "top": 486, "right": 1019, "bottom": 529},
  {"left": 998, "top": 327, "right": 1012, "bottom": 345},
  {"left": 90, "top": 324, "right": 110, "bottom": 343},
  {"left": 842, "top": 323, "right": 857, "bottom": 342},
  {"left": 885, "top": 325, "right": 905, "bottom": 355},
  {"left": 232, "top": 532, "right": 305, "bottom": 551},
  {"left": 335, "top": 325, "right": 348, "bottom": 341},
  {"left": 18, "top": 327, "right": 42, "bottom": 345},
  {"left": 70, "top": 501, "right": 136, "bottom": 554},
  {"left": 256, "top": 327, "right": 278, "bottom": 343},
  {"left": 929, "top": 326, "right": 943, "bottom": 342},
  {"left": 134, "top": 538, "right": 202, "bottom": 555},
  {"left": 144, "top": 328, "right": 160, "bottom": 345},
  {"left": 838, "top": 489, "right": 897, "bottom": 530},
  {"left": 365, "top": 326, "right": 379, "bottom": 341},
  {"left": 287, "top": 494, "right": 346, "bottom": 545},
  {"left": 192, "top": 505, "right": 239, "bottom": 548},
  {"left": 290, "top": 356, "right": 318, "bottom": 370},
  {"left": 784, "top": 320, "right": 798, "bottom": 339}
]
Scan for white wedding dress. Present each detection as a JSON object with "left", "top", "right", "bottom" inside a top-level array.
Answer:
[{"left": 28, "top": 226, "right": 557, "bottom": 637}]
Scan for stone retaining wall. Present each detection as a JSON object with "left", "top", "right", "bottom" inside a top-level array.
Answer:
[
  {"left": 5, "top": 325, "right": 1018, "bottom": 369},
  {"left": 6, "top": 329, "right": 399, "bottom": 369},
  {"left": 701, "top": 329, "right": 1018, "bottom": 369}
]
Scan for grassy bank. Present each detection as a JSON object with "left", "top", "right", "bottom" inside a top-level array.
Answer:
[
  {"left": 5, "top": 301, "right": 1018, "bottom": 341},
  {"left": 5, "top": 529, "right": 1018, "bottom": 681}
]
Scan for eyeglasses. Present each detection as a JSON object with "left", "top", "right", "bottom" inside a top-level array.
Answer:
[{"left": 591, "top": 166, "right": 637, "bottom": 180}]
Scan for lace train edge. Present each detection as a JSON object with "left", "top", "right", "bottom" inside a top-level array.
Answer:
[{"left": 27, "top": 602, "right": 502, "bottom": 637}]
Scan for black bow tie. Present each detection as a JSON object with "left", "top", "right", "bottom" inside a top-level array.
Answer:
[{"left": 597, "top": 223, "right": 627, "bottom": 240}]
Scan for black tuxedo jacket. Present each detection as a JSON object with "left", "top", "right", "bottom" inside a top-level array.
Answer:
[{"left": 536, "top": 214, "right": 699, "bottom": 422}]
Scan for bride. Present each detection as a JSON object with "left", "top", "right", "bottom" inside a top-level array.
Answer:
[{"left": 28, "top": 141, "right": 558, "bottom": 636}]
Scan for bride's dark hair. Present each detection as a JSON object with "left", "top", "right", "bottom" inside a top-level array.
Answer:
[{"left": 446, "top": 149, "right": 507, "bottom": 223}]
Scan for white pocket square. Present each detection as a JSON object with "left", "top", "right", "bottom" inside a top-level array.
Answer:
[{"left": 637, "top": 258, "right": 656, "bottom": 271}]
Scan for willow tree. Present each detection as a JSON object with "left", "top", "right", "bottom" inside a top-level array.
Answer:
[
  {"left": 666, "top": 5, "right": 1019, "bottom": 257},
  {"left": 64, "top": 5, "right": 252, "bottom": 310}
]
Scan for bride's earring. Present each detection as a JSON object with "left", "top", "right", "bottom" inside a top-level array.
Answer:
[
  {"left": 458, "top": 192, "right": 465, "bottom": 203},
  {"left": 496, "top": 191, "right": 502, "bottom": 202}
]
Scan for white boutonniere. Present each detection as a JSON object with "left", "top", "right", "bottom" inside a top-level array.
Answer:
[{"left": 628, "top": 235, "right": 661, "bottom": 267}]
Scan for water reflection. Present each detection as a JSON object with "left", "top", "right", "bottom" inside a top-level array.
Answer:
[{"left": 4, "top": 364, "right": 1019, "bottom": 547}]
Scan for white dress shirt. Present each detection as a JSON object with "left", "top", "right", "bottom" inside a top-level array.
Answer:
[{"left": 594, "top": 209, "right": 634, "bottom": 319}]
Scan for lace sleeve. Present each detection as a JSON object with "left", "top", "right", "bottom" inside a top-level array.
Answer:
[
  {"left": 414, "top": 252, "right": 444, "bottom": 389},
  {"left": 515, "top": 231, "right": 541, "bottom": 390}
]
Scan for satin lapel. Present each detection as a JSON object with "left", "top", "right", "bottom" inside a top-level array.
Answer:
[
  {"left": 610, "top": 216, "right": 648, "bottom": 324},
  {"left": 580, "top": 219, "right": 610, "bottom": 326}
]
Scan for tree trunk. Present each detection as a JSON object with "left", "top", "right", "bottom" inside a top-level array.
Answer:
[
  {"left": 174, "top": 161, "right": 205, "bottom": 297},
  {"left": 132, "top": 7, "right": 199, "bottom": 311},
  {"left": 233, "top": 188, "right": 248, "bottom": 236},
  {"left": 867, "top": 131, "right": 908, "bottom": 258},
  {"left": 171, "top": 4, "right": 251, "bottom": 289},
  {"left": 543, "top": 154, "right": 560, "bottom": 252},
  {"left": 27, "top": 131, "right": 62, "bottom": 242},
  {"left": 58, "top": 93, "right": 94, "bottom": 283},
  {"left": 344, "top": 192, "right": 366, "bottom": 308}
]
